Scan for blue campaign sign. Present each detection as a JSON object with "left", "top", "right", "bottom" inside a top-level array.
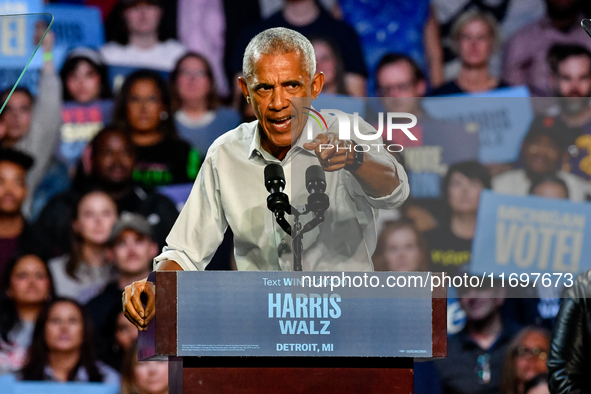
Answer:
[
  {"left": 0, "top": 374, "right": 15, "bottom": 394},
  {"left": 422, "top": 86, "right": 534, "bottom": 164},
  {"left": 176, "top": 271, "right": 434, "bottom": 358},
  {"left": 44, "top": 5, "right": 104, "bottom": 49},
  {"left": 14, "top": 382, "right": 119, "bottom": 394},
  {"left": 0, "top": 0, "right": 43, "bottom": 67},
  {"left": 471, "top": 190, "right": 591, "bottom": 278}
]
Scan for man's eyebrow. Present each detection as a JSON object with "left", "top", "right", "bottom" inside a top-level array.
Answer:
[
  {"left": 282, "top": 80, "right": 302, "bottom": 86},
  {"left": 253, "top": 82, "right": 274, "bottom": 90}
]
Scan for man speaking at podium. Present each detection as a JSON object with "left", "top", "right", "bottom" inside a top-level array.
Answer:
[{"left": 123, "top": 27, "right": 409, "bottom": 331}]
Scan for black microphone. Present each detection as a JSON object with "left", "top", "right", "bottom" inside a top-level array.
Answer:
[
  {"left": 264, "top": 164, "right": 292, "bottom": 235},
  {"left": 305, "top": 165, "right": 326, "bottom": 194},
  {"left": 264, "top": 163, "right": 286, "bottom": 194},
  {"left": 305, "top": 165, "right": 329, "bottom": 217}
]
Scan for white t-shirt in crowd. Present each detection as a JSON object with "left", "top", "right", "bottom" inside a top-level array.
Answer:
[{"left": 100, "top": 39, "right": 187, "bottom": 72}]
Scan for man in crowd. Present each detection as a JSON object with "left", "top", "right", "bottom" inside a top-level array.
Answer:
[
  {"left": 546, "top": 44, "right": 591, "bottom": 182},
  {"left": 503, "top": 0, "right": 591, "bottom": 96},
  {"left": 436, "top": 282, "right": 516, "bottom": 394},
  {"left": 492, "top": 117, "right": 591, "bottom": 201},
  {"left": 35, "top": 127, "right": 178, "bottom": 257},
  {"left": 87, "top": 212, "right": 157, "bottom": 361},
  {"left": 375, "top": 53, "right": 479, "bottom": 201},
  {"left": 123, "top": 27, "right": 410, "bottom": 330},
  {"left": 0, "top": 31, "right": 62, "bottom": 217},
  {"left": 0, "top": 149, "right": 46, "bottom": 280}
]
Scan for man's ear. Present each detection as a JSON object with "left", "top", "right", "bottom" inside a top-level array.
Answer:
[
  {"left": 238, "top": 76, "right": 251, "bottom": 103},
  {"left": 312, "top": 72, "right": 325, "bottom": 99}
]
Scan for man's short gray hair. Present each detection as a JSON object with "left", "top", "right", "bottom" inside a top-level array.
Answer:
[{"left": 242, "top": 27, "right": 316, "bottom": 81}]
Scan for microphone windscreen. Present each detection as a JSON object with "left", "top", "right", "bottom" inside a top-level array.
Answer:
[
  {"left": 265, "top": 163, "right": 285, "bottom": 183},
  {"left": 305, "top": 165, "right": 325, "bottom": 185}
]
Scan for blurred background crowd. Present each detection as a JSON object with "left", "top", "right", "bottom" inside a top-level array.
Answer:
[{"left": 2, "top": 0, "right": 591, "bottom": 393}]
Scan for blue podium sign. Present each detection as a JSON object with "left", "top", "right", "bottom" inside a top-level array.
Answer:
[
  {"left": 471, "top": 191, "right": 591, "bottom": 277},
  {"left": 176, "top": 271, "right": 434, "bottom": 358}
]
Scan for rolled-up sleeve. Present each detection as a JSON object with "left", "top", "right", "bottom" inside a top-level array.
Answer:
[
  {"left": 154, "top": 152, "right": 227, "bottom": 271},
  {"left": 361, "top": 159, "right": 410, "bottom": 210}
]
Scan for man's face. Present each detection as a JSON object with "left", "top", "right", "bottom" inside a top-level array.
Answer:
[
  {"left": 377, "top": 61, "right": 425, "bottom": 113},
  {"left": 0, "top": 161, "right": 27, "bottom": 215},
  {"left": 459, "top": 287, "right": 504, "bottom": 322},
  {"left": 554, "top": 55, "right": 591, "bottom": 113},
  {"left": 3, "top": 92, "right": 32, "bottom": 143},
  {"left": 239, "top": 52, "right": 324, "bottom": 155},
  {"left": 113, "top": 229, "right": 157, "bottom": 276},
  {"left": 523, "top": 135, "right": 563, "bottom": 175},
  {"left": 93, "top": 132, "right": 135, "bottom": 185}
]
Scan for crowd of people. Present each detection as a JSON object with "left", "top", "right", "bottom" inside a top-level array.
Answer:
[{"left": 1, "top": 0, "right": 591, "bottom": 392}]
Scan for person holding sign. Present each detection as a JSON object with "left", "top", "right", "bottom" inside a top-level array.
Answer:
[
  {"left": 122, "top": 27, "right": 409, "bottom": 331},
  {"left": 56, "top": 48, "right": 113, "bottom": 176},
  {"left": 0, "top": 31, "right": 61, "bottom": 217}
]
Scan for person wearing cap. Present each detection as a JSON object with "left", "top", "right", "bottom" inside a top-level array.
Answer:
[
  {"left": 86, "top": 212, "right": 157, "bottom": 366},
  {"left": 100, "top": 0, "right": 186, "bottom": 72},
  {"left": 492, "top": 117, "right": 591, "bottom": 202},
  {"left": 0, "top": 31, "right": 62, "bottom": 218},
  {"left": 0, "top": 149, "right": 46, "bottom": 281}
]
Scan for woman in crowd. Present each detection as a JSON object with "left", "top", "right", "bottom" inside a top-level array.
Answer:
[
  {"left": 372, "top": 219, "right": 428, "bottom": 271},
  {"left": 20, "top": 298, "right": 119, "bottom": 383},
  {"left": 100, "top": 0, "right": 185, "bottom": 72},
  {"left": 113, "top": 70, "right": 201, "bottom": 189},
  {"left": 48, "top": 191, "right": 117, "bottom": 304},
  {"left": 311, "top": 38, "right": 348, "bottom": 96},
  {"left": 170, "top": 52, "right": 241, "bottom": 155},
  {"left": 0, "top": 254, "right": 53, "bottom": 374},
  {"left": 501, "top": 327, "right": 551, "bottom": 394},
  {"left": 430, "top": 10, "right": 508, "bottom": 96},
  {"left": 57, "top": 48, "right": 113, "bottom": 175},
  {"left": 121, "top": 342, "right": 168, "bottom": 394},
  {"left": 424, "top": 161, "right": 491, "bottom": 276}
]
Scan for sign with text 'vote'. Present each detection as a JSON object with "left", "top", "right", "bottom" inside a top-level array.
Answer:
[
  {"left": 471, "top": 191, "right": 591, "bottom": 278},
  {"left": 177, "top": 271, "right": 433, "bottom": 357}
]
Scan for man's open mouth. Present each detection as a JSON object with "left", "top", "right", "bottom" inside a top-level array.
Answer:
[{"left": 268, "top": 116, "right": 293, "bottom": 130}]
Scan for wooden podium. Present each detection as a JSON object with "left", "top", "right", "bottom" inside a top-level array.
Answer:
[{"left": 138, "top": 271, "right": 447, "bottom": 394}]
